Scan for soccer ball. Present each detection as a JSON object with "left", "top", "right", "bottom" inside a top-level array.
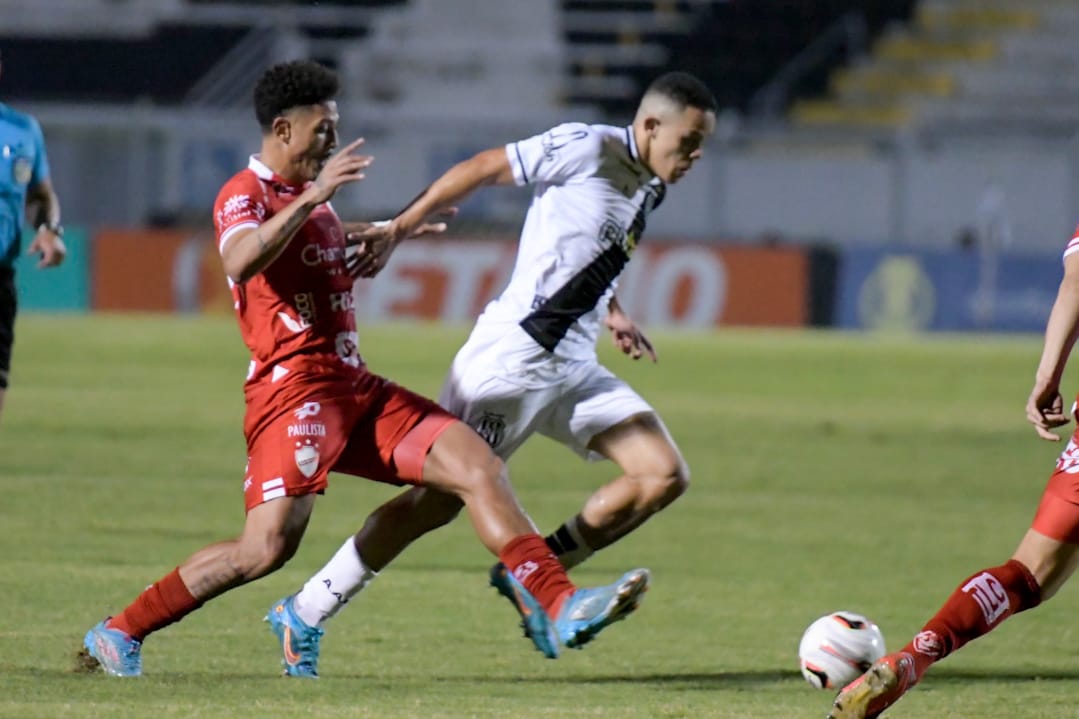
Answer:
[{"left": 798, "top": 611, "right": 885, "bottom": 690}]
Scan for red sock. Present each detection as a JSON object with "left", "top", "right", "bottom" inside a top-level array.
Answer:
[
  {"left": 499, "top": 534, "right": 575, "bottom": 617},
  {"left": 901, "top": 559, "right": 1041, "bottom": 680},
  {"left": 107, "top": 568, "right": 203, "bottom": 641}
]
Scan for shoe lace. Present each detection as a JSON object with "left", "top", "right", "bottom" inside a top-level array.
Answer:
[{"left": 292, "top": 625, "right": 324, "bottom": 665}]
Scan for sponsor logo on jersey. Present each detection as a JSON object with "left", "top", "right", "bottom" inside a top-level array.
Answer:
[
  {"left": 294, "top": 401, "right": 322, "bottom": 420},
  {"left": 335, "top": 331, "right": 360, "bottom": 367},
  {"left": 301, "top": 243, "right": 347, "bottom": 267},
  {"left": 217, "top": 194, "right": 265, "bottom": 226},
  {"left": 294, "top": 292, "right": 317, "bottom": 327},
  {"left": 288, "top": 422, "right": 326, "bottom": 438},
  {"left": 474, "top": 411, "right": 506, "bottom": 449},
  {"left": 329, "top": 291, "right": 354, "bottom": 312},
  {"left": 277, "top": 311, "right": 310, "bottom": 333},
  {"left": 294, "top": 439, "right": 320, "bottom": 479},
  {"left": 541, "top": 128, "right": 589, "bottom": 161},
  {"left": 962, "top": 571, "right": 1010, "bottom": 626},
  {"left": 599, "top": 219, "right": 629, "bottom": 253}
]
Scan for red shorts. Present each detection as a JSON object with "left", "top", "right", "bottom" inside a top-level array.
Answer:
[
  {"left": 1032, "top": 434, "right": 1079, "bottom": 544},
  {"left": 242, "top": 369, "right": 456, "bottom": 511}
]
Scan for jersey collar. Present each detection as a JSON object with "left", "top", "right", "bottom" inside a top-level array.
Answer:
[
  {"left": 623, "top": 125, "right": 657, "bottom": 181},
  {"left": 623, "top": 125, "right": 640, "bottom": 163},
  {"left": 248, "top": 154, "right": 308, "bottom": 190}
]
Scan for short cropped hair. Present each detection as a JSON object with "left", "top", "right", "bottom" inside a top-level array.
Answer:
[
  {"left": 644, "top": 72, "right": 717, "bottom": 114},
  {"left": 253, "top": 60, "right": 339, "bottom": 131}
]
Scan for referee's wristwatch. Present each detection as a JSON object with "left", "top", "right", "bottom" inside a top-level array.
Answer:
[{"left": 38, "top": 222, "right": 64, "bottom": 237}]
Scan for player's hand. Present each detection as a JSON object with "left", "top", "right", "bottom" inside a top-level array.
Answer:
[
  {"left": 345, "top": 208, "right": 457, "bottom": 279},
  {"left": 308, "top": 138, "right": 373, "bottom": 205},
  {"left": 1026, "top": 377, "right": 1069, "bottom": 441},
  {"left": 27, "top": 227, "right": 67, "bottom": 269},
  {"left": 605, "top": 309, "right": 657, "bottom": 362}
]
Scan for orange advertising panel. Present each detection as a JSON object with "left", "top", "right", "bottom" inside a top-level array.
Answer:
[
  {"left": 92, "top": 229, "right": 232, "bottom": 313},
  {"left": 91, "top": 232, "right": 809, "bottom": 327},
  {"left": 354, "top": 240, "right": 809, "bottom": 328},
  {"left": 712, "top": 246, "right": 808, "bottom": 326}
]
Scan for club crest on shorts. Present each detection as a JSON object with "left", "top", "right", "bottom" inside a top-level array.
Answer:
[
  {"left": 294, "top": 438, "right": 320, "bottom": 478},
  {"left": 474, "top": 411, "right": 506, "bottom": 449}
]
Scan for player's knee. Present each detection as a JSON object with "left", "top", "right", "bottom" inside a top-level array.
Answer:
[
  {"left": 639, "top": 457, "right": 690, "bottom": 509},
  {"left": 234, "top": 534, "right": 298, "bottom": 579},
  {"left": 457, "top": 451, "right": 508, "bottom": 495},
  {"left": 670, "top": 458, "right": 691, "bottom": 498}
]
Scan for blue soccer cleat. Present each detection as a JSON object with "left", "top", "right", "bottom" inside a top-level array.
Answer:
[
  {"left": 489, "top": 563, "right": 561, "bottom": 659},
  {"left": 80, "top": 619, "right": 142, "bottom": 677},
  {"left": 555, "top": 568, "right": 650, "bottom": 649},
  {"left": 265, "top": 595, "right": 324, "bottom": 678}
]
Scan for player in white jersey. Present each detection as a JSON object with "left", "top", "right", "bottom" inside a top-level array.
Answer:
[{"left": 270, "top": 72, "right": 717, "bottom": 668}]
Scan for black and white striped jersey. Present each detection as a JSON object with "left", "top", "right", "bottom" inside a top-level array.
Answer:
[{"left": 466, "top": 122, "right": 665, "bottom": 370}]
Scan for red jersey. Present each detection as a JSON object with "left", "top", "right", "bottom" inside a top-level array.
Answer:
[
  {"left": 212, "top": 156, "right": 362, "bottom": 395},
  {"left": 1066, "top": 224, "right": 1079, "bottom": 261}
]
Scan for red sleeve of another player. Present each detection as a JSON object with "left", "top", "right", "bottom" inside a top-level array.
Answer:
[
  {"left": 213, "top": 171, "right": 269, "bottom": 253},
  {"left": 1064, "top": 224, "right": 1079, "bottom": 262}
]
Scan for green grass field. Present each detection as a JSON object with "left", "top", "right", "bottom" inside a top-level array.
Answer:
[{"left": 3, "top": 315, "right": 1079, "bottom": 719}]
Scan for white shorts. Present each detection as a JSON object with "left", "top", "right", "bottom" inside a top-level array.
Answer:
[{"left": 438, "top": 358, "right": 654, "bottom": 461}]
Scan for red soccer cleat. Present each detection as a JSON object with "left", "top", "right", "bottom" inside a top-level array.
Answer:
[{"left": 827, "top": 652, "right": 917, "bottom": 719}]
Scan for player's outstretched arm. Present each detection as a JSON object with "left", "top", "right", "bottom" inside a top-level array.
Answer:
[
  {"left": 390, "top": 148, "right": 514, "bottom": 242},
  {"left": 1027, "top": 252, "right": 1079, "bottom": 440},
  {"left": 343, "top": 208, "right": 457, "bottom": 279},
  {"left": 222, "top": 138, "right": 371, "bottom": 283}
]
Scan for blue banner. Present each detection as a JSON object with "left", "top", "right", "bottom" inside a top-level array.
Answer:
[
  {"left": 836, "top": 248, "right": 1059, "bottom": 333},
  {"left": 14, "top": 226, "right": 89, "bottom": 311}
]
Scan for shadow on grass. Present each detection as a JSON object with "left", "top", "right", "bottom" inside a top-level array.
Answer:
[
  {"left": 926, "top": 668, "right": 1079, "bottom": 683},
  {"left": 504, "top": 670, "right": 795, "bottom": 688},
  {"left": 11, "top": 664, "right": 1079, "bottom": 688}
]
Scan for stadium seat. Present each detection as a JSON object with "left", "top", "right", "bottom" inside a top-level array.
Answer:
[{"left": 788, "top": 0, "right": 1079, "bottom": 132}]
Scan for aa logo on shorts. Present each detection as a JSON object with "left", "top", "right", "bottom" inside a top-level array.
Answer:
[
  {"left": 294, "top": 438, "right": 320, "bottom": 478},
  {"left": 474, "top": 411, "right": 506, "bottom": 449}
]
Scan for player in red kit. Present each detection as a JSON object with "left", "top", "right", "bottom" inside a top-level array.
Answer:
[
  {"left": 78, "top": 60, "right": 649, "bottom": 678},
  {"left": 828, "top": 233, "right": 1079, "bottom": 718}
]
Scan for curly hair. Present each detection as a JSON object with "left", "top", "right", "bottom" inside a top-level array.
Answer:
[
  {"left": 253, "top": 60, "right": 339, "bottom": 131},
  {"left": 645, "top": 72, "right": 717, "bottom": 114}
]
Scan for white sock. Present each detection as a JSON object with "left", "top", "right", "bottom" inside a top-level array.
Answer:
[
  {"left": 546, "top": 515, "right": 594, "bottom": 571},
  {"left": 292, "top": 538, "right": 377, "bottom": 626}
]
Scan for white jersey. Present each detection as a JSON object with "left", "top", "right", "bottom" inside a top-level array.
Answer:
[{"left": 460, "top": 122, "right": 665, "bottom": 379}]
